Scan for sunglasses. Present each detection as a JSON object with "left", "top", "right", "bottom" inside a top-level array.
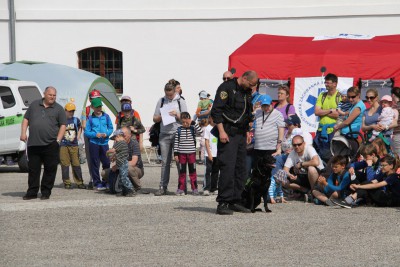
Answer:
[
  {"left": 223, "top": 77, "right": 231, "bottom": 81},
  {"left": 365, "top": 96, "right": 376, "bottom": 100},
  {"left": 292, "top": 142, "right": 303, "bottom": 147},
  {"left": 347, "top": 95, "right": 357, "bottom": 99}
]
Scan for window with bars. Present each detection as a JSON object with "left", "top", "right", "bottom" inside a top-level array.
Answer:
[{"left": 78, "top": 47, "right": 123, "bottom": 94}]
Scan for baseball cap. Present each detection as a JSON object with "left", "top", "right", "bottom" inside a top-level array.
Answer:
[
  {"left": 120, "top": 95, "right": 132, "bottom": 102},
  {"left": 285, "top": 114, "right": 301, "bottom": 125},
  {"left": 121, "top": 103, "right": 132, "bottom": 111},
  {"left": 260, "top": 94, "right": 272, "bottom": 105},
  {"left": 199, "top": 91, "right": 208, "bottom": 99},
  {"left": 89, "top": 89, "right": 101, "bottom": 99},
  {"left": 381, "top": 95, "right": 393, "bottom": 102},
  {"left": 110, "top": 129, "right": 125, "bottom": 140},
  {"left": 91, "top": 98, "right": 102, "bottom": 108}
]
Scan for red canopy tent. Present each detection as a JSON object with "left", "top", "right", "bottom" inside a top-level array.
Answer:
[{"left": 229, "top": 34, "right": 400, "bottom": 83}]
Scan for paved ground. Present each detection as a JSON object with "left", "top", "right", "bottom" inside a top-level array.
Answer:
[{"left": 1, "top": 160, "right": 400, "bottom": 267}]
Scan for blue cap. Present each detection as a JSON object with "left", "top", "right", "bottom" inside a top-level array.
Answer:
[
  {"left": 110, "top": 129, "right": 125, "bottom": 140},
  {"left": 260, "top": 94, "right": 272, "bottom": 105},
  {"left": 121, "top": 103, "right": 132, "bottom": 111}
]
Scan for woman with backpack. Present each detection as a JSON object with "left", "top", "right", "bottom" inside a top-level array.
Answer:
[{"left": 274, "top": 84, "right": 296, "bottom": 123}]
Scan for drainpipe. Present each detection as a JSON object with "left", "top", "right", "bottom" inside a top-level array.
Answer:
[{"left": 8, "top": 0, "right": 16, "bottom": 62}]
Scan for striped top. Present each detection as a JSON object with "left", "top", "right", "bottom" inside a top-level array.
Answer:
[
  {"left": 173, "top": 124, "right": 202, "bottom": 155},
  {"left": 113, "top": 140, "right": 129, "bottom": 168},
  {"left": 254, "top": 109, "right": 285, "bottom": 150}
]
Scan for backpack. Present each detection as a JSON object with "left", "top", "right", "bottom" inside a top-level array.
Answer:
[
  {"left": 149, "top": 97, "right": 181, "bottom": 146},
  {"left": 273, "top": 103, "right": 292, "bottom": 117},
  {"left": 117, "top": 109, "right": 136, "bottom": 128},
  {"left": 108, "top": 170, "right": 122, "bottom": 194},
  {"left": 177, "top": 125, "right": 196, "bottom": 147},
  {"left": 321, "top": 91, "right": 341, "bottom": 106}
]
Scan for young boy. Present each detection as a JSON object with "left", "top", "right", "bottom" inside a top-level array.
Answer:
[
  {"left": 84, "top": 98, "right": 114, "bottom": 191},
  {"left": 312, "top": 155, "right": 351, "bottom": 206},
  {"left": 116, "top": 102, "right": 145, "bottom": 142},
  {"left": 60, "top": 102, "right": 86, "bottom": 189},
  {"left": 173, "top": 112, "right": 203, "bottom": 195},
  {"left": 108, "top": 129, "right": 135, "bottom": 197},
  {"left": 203, "top": 116, "right": 219, "bottom": 196}
]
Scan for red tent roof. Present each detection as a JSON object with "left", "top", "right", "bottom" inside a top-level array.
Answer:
[{"left": 229, "top": 34, "right": 400, "bottom": 83}]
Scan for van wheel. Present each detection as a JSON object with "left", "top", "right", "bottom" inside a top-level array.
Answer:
[{"left": 18, "top": 152, "right": 29, "bottom": 173}]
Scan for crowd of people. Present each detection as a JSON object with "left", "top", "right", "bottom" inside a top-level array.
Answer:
[{"left": 20, "top": 71, "right": 400, "bottom": 215}]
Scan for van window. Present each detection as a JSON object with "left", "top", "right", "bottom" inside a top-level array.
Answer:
[
  {"left": 18, "top": 86, "right": 42, "bottom": 107},
  {"left": 0, "top": 86, "right": 16, "bottom": 109}
]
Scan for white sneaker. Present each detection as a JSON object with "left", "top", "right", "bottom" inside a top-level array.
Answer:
[{"left": 203, "top": 190, "right": 210, "bottom": 196}]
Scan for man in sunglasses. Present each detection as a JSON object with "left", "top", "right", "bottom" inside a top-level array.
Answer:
[
  {"left": 222, "top": 71, "right": 233, "bottom": 82},
  {"left": 314, "top": 73, "right": 341, "bottom": 162},
  {"left": 283, "top": 135, "right": 324, "bottom": 202},
  {"left": 211, "top": 70, "right": 259, "bottom": 215}
]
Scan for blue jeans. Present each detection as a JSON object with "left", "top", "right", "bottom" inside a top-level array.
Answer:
[
  {"left": 117, "top": 160, "right": 133, "bottom": 191},
  {"left": 159, "top": 132, "right": 179, "bottom": 189}
]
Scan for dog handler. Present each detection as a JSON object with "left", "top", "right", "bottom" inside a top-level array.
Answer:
[{"left": 211, "top": 70, "right": 258, "bottom": 215}]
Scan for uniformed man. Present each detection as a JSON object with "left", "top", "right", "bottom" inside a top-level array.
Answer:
[{"left": 211, "top": 70, "right": 259, "bottom": 215}]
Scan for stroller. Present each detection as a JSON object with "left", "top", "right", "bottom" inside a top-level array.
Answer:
[{"left": 330, "top": 132, "right": 365, "bottom": 162}]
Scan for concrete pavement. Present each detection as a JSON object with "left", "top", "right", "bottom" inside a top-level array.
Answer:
[{"left": 1, "top": 161, "right": 400, "bottom": 266}]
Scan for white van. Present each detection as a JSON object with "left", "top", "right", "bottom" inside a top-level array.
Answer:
[{"left": 0, "top": 80, "right": 43, "bottom": 172}]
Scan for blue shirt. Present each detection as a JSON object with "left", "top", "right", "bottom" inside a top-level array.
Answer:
[{"left": 341, "top": 100, "right": 366, "bottom": 137}]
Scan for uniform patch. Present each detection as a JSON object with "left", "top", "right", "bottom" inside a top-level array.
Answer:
[{"left": 220, "top": 91, "right": 228, "bottom": 100}]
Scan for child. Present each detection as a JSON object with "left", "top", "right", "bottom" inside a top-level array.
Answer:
[
  {"left": 60, "top": 102, "right": 86, "bottom": 189},
  {"left": 84, "top": 98, "right": 114, "bottom": 191},
  {"left": 268, "top": 178, "right": 286, "bottom": 204},
  {"left": 116, "top": 102, "right": 145, "bottom": 142},
  {"left": 173, "top": 112, "right": 203, "bottom": 195},
  {"left": 108, "top": 129, "right": 135, "bottom": 197},
  {"left": 197, "top": 118, "right": 208, "bottom": 164},
  {"left": 369, "top": 95, "right": 394, "bottom": 142},
  {"left": 335, "top": 93, "right": 352, "bottom": 136},
  {"left": 195, "top": 91, "right": 212, "bottom": 121},
  {"left": 203, "top": 116, "right": 219, "bottom": 196},
  {"left": 312, "top": 155, "right": 351, "bottom": 206}
]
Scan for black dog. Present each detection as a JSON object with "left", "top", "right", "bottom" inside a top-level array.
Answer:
[{"left": 241, "top": 154, "right": 276, "bottom": 213}]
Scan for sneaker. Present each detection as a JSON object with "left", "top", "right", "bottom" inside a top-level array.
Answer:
[
  {"left": 325, "top": 199, "right": 335, "bottom": 207},
  {"left": 175, "top": 189, "right": 185, "bottom": 196},
  {"left": 154, "top": 188, "right": 167, "bottom": 196},
  {"left": 125, "top": 190, "right": 136, "bottom": 197},
  {"left": 216, "top": 203, "right": 233, "bottom": 215},
  {"left": 304, "top": 192, "right": 313, "bottom": 203},
  {"left": 77, "top": 184, "right": 87, "bottom": 189},
  {"left": 96, "top": 185, "right": 106, "bottom": 191},
  {"left": 192, "top": 189, "right": 200, "bottom": 196},
  {"left": 87, "top": 182, "right": 93, "bottom": 190},
  {"left": 229, "top": 203, "right": 251, "bottom": 213},
  {"left": 344, "top": 195, "right": 355, "bottom": 205},
  {"left": 203, "top": 190, "right": 210, "bottom": 196},
  {"left": 64, "top": 184, "right": 72, "bottom": 189},
  {"left": 22, "top": 194, "right": 37, "bottom": 200},
  {"left": 331, "top": 198, "right": 352, "bottom": 209}
]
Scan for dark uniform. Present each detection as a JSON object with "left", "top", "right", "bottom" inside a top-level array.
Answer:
[{"left": 211, "top": 78, "right": 253, "bottom": 205}]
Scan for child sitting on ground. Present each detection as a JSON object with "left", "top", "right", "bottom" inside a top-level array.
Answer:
[
  {"left": 312, "top": 155, "right": 351, "bottom": 206},
  {"left": 173, "top": 112, "right": 203, "bottom": 195},
  {"left": 108, "top": 129, "right": 135, "bottom": 197},
  {"left": 369, "top": 95, "right": 394, "bottom": 142}
]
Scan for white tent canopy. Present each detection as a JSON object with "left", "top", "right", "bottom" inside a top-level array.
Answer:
[{"left": 0, "top": 61, "right": 120, "bottom": 117}]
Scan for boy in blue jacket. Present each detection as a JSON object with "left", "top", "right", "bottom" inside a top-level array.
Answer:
[
  {"left": 84, "top": 98, "right": 114, "bottom": 190},
  {"left": 312, "top": 155, "right": 351, "bottom": 206}
]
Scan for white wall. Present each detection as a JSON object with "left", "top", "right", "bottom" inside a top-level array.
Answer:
[{"left": 1, "top": 0, "right": 400, "bottom": 128}]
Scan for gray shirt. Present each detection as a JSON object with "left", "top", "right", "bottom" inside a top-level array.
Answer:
[
  {"left": 153, "top": 94, "right": 187, "bottom": 134},
  {"left": 24, "top": 98, "right": 67, "bottom": 146}
]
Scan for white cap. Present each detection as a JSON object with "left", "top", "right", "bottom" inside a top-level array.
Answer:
[{"left": 199, "top": 91, "right": 208, "bottom": 98}]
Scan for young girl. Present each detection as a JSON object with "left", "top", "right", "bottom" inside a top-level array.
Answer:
[
  {"left": 349, "top": 155, "right": 400, "bottom": 207},
  {"left": 369, "top": 95, "right": 394, "bottom": 142},
  {"left": 173, "top": 112, "right": 203, "bottom": 195}
]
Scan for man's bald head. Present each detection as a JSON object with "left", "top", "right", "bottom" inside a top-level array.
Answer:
[
  {"left": 121, "top": 126, "right": 132, "bottom": 142},
  {"left": 223, "top": 71, "right": 233, "bottom": 81}
]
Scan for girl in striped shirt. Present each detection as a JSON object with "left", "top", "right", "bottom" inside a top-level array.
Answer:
[{"left": 173, "top": 112, "right": 203, "bottom": 195}]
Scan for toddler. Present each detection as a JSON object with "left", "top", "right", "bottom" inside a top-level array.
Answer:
[{"left": 369, "top": 95, "right": 394, "bottom": 142}]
